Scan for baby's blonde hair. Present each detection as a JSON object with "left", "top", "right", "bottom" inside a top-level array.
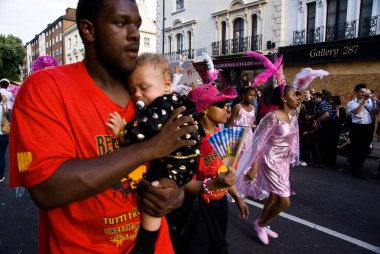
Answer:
[{"left": 134, "top": 53, "right": 173, "bottom": 81}]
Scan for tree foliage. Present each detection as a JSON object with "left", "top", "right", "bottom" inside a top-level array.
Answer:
[{"left": 0, "top": 34, "right": 25, "bottom": 81}]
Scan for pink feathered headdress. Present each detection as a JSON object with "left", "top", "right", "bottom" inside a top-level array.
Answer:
[
  {"left": 293, "top": 68, "right": 329, "bottom": 90},
  {"left": 245, "top": 52, "right": 284, "bottom": 87},
  {"left": 203, "top": 52, "right": 220, "bottom": 83}
]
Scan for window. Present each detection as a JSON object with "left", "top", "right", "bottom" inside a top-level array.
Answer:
[
  {"left": 75, "top": 35, "right": 78, "bottom": 45},
  {"left": 251, "top": 14, "right": 258, "bottom": 37},
  {"left": 251, "top": 14, "right": 259, "bottom": 50},
  {"left": 221, "top": 21, "right": 227, "bottom": 54},
  {"left": 176, "top": 33, "right": 183, "bottom": 53},
  {"left": 358, "top": 0, "right": 373, "bottom": 37},
  {"left": 60, "top": 34, "right": 62, "bottom": 41},
  {"left": 306, "top": 2, "right": 316, "bottom": 43},
  {"left": 176, "top": 0, "right": 184, "bottom": 11},
  {"left": 187, "top": 31, "right": 192, "bottom": 51},
  {"left": 233, "top": 18, "right": 244, "bottom": 39},
  {"left": 233, "top": 18, "right": 244, "bottom": 53},
  {"left": 187, "top": 31, "right": 192, "bottom": 58},
  {"left": 326, "top": 0, "right": 348, "bottom": 41},
  {"left": 168, "top": 36, "right": 172, "bottom": 53},
  {"left": 68, "top": 38, "right": 72, "bottom": 48},
  {"left": 144, "top": 37, "right": 150, "bottom": 47},
  {"left": 56, "top": 36, "right": 59, "bottom": 43}
]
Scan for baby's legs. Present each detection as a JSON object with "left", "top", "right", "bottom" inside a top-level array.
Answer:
[
  {"left": 130, "top": 208, "right": 161, "bottom": 254},
  {"left": 141, "top": 212, "right": 161, "bottom": 231}
]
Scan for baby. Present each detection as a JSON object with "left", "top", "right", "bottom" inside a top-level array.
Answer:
[{"left": 107, "top": 53, "right": 200, "bottom": 254}]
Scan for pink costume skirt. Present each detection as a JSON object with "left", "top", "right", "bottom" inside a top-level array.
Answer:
[{"left": 236, "top": 152, "right": 291, "bottom": 200}]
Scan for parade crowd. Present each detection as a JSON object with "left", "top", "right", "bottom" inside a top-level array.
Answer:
[{"left": 1, "top": 0, "right": 379, "bottom": 253}]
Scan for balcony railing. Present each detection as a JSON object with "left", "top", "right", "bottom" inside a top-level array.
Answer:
[
  {"left": 164, "top": 49, "right": 194, "bottom": 62},
  {"left": 211, "top": 35, "right": 262, "bottom": 56},
  {"left": 293, "top": 15, "right": 379, "bottom": 45}
]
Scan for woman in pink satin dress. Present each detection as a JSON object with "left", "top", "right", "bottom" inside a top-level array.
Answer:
[{"left": 236, "top": 85, "right": 300, "bottom": 245}]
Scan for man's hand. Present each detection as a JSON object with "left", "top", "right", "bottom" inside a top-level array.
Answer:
[
  {"left": 138, "top": 178, "right": 184, "bottom": 217},
  {"left": 146, "top": 106, "right": 198, "bottom": 160}
]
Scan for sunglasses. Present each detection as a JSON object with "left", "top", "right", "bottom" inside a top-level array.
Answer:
[{"left": 210, "top": 101, "right": 227, "bottom": 109}]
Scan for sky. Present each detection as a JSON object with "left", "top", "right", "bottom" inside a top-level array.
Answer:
[{"left": 0, "top": 0, "right": 156, "bottom": 44}]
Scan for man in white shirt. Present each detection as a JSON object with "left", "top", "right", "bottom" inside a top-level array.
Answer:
[
  {"left": 0, "top": 79, "right": 15, "bottom": 121},
  {"left": 347, "top": 84, "right": 375, "bottom": 179}
]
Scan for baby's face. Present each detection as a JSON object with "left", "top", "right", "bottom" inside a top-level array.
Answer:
[{"left": 128, "top": 64, "right": 170, "bottom": 106}]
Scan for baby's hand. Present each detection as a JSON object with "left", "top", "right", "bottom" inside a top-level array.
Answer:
[{"left": 106, "top": 111, "right": 127, "bottom": 137}]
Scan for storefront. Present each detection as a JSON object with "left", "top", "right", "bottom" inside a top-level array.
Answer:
[
  {"left": 194, "top": 54, "right": 269, "bottom": 91},
  {"left": 279, "top": 35, "right": 380, "bottom": 105}
]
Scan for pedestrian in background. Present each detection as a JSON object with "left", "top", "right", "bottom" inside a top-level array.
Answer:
[
  {"left": 312, "top": 92, "right": 339, "bottom": 167},
  {"left": 298, "top": 89, "right": 314, "bottom": 166},
  {"left": 0, "top": 79, "right": 14, "bottom": 122},
  {"left": 0, "top": 95, "right": 8, "bottom": 183},
  {"left": 229, "top": 86, "right": 257, "bottom": 180},
  {"left": 347, "top": 84, "right": 376, "bottom": 179}
]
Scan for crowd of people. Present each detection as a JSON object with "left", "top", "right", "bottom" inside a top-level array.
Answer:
[{"left": 1, "top": 0, "right": 379, "bottom": 253}]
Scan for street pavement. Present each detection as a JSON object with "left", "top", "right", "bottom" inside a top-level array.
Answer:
[
  {"left": 227, "top": 155, "right": 380, "bottom": 254},
  {"left": 0, "top": 152, "right": 379, "bottom": 254}
]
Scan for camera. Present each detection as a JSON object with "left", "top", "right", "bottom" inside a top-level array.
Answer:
[{"left": 363, "top": 92, "right": 371, "bottom": 99}]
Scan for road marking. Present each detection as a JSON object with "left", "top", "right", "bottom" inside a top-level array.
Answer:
[{"left": 244, "top": 199, "right": 380, "bottom": 254}]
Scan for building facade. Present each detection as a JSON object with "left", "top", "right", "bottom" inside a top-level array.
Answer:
[
  {"left": 64, "top": 24, "right": 84, "bottom": 64},
  {"left": 280, "top": 0, "right": 380, "bottom": 105},
  {"left": 156, "top": 0, "right": 380, "bottom": 99},
  {"left": 139, "top": 0, "right": 157, "bottom": 53},
  {"left": 21, "top": 8, "right": 76, "bottom": 79},
  {"left": 22, "top": 1, "right": 156, "bottom": 80},
  {"left": 156, "top": 0, "right": 287, "bottom": 89}
]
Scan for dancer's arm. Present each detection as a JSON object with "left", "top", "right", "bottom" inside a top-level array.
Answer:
[
  {"left": 184, "top": 170, "right": 236, "bottom": 195},
  {"left": 227, "top": 104, "right": 240, "bottom": 127},
  {"left": 228, "top": 185, "right": 249, "bottom": 219}
]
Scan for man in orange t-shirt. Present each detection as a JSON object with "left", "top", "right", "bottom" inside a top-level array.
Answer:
[{"left": 9, "top": 0, "right": 197, "bottom": 253}]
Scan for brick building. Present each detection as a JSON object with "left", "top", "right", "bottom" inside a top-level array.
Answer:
[{"left": 21, "top": 8, "right": 76, "bottom": 79}]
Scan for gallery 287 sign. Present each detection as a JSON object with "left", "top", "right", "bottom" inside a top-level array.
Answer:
[{"left": 279, "top": 35, "right": 380, "bottom": 65}]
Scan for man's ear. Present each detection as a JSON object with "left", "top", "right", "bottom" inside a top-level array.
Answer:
[{"left": 79, "top": 19, "right": 95, "bottom": 43}]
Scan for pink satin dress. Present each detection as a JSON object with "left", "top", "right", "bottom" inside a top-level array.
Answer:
[{"left": 236, "top": 111, "right": 299, "bottom": 199}]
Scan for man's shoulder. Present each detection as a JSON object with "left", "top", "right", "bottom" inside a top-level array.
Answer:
[{"left": 347, "top": 99, "right": 357, "bottom": 106}]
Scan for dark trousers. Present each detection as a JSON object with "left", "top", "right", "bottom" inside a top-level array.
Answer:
[
  {"left": 300, "top": 135, "right": 314, "bottom": 164},
  {"left": 349, "top": 123, "right": 374, "bottom": 176},
  {"left": 316, "top": 124, "right": 339, "bottom": 166},
  {"left": 208, "top": 195, "right": 229, "bottom": 238},
  {"left": 0, "top": 135, "right": 9, "bottom": 178}
]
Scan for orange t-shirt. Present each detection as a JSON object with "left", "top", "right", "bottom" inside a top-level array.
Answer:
[
  {"left": 9, "top": 62, "right": 174, "bottom": 254},
  {"left": 197, "top": 128, "right": 229, "bottom": 202}
]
